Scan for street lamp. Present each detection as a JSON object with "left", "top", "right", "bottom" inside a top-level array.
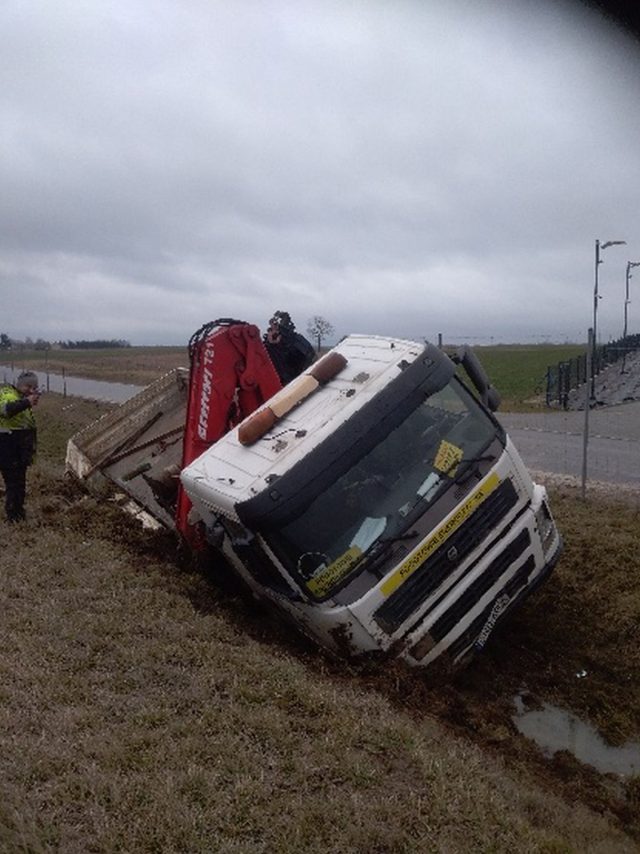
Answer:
[
  {"left": 592, "top": 238, "right": 626, "bottom": 397},
  {"left": 621, "top": 260, "right": 640, "bottom": 373}
]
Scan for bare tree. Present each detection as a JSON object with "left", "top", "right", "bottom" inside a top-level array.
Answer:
[{"left": 306, "top": 316, "right": 334, "bottom": 352}]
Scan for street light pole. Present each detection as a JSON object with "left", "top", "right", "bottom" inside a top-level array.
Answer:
[
  {"left": 621, "top": 260, "right": 640, "bottom": 374},
  {"left": 591, "top": 238, "right": 626, "bottom": 398},
  {"left": 623, "top": 261, "right": 640, "bottom": 339}
]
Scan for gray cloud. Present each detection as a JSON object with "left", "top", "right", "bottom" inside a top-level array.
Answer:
[{"left": 2, "top": 0, "right": 640, "bottom": 346}]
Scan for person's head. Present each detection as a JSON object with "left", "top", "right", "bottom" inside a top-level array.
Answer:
[
  {"left": 268, "top": 311, "right": 294, "bottom": 337},
  {"left": 16, "top": 371, "right": 39, "bottom": 394}
]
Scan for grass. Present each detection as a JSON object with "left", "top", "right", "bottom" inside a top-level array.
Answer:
[
  {"left": 2, "top": 342, "right": 587, "bottom": 409},
  {"left": 0, "top": 392, "right": 638, "bottom": 851},
  {"left": 470, "top": 344, "right": 586, "bottom": 409}
]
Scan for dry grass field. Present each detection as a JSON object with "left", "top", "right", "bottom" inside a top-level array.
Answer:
[
  {"left": 4, "top": 340, "right": 585, "bottom": 409},
  {"left": 1, "top": 383, "right": 639, "bottom": 851},
  {"left": 2, "top": 346, "right": 186, "bottom": 386}
]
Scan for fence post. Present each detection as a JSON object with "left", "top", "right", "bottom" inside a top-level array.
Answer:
[
  {"left": 558, "top": 363, "right": 564, "bottom": 409},
  {"left": 557, "top": 364, "right": 563, "bottom": 407},
  {"left": 545, "top": 365, "right": 551, "bottom": 406}
]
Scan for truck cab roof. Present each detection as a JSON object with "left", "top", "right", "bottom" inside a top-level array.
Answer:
[{"left": 180, "top": 335, "right": 439, "bottom": 523}]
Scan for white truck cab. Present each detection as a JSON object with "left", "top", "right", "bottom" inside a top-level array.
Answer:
[{"left": 180, "top": 334, "right": 562, "bottom": 667}]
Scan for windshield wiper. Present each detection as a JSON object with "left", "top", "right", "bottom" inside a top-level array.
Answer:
[
  {"left": 452, "top": 454, "right": 494, "bottom": 483},
  {"left": 347, "top": 526, "right": 420, "bottom": 581},
  {"left": 380, "top": 529, "right": 419, "bottom": 544},
  {"left": 403, "top": 452, "right": 494, "bottom": 518},
  {"left": 341, "top": 453, "right": 496, "bottom": 582}
]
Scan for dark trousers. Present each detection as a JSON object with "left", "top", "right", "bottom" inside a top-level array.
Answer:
[
  {"left": 0, "top": 460, "right": 27, "bottom": 521},
  {"left": 0, "top": 430, "right": 35, "bottom": 522}
]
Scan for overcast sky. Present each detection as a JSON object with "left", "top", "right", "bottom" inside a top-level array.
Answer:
[{"left": 2, "top": 0, "right": 640, "bottom": 347}]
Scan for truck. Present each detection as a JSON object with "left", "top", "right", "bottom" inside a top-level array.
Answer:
[{"left": 66, "top": 318, "right": 562, "bottom": 669}]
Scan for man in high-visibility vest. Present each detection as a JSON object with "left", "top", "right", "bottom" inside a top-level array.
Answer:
[{"left": 0, "top": 371, "right": 40, "bottom": 522}]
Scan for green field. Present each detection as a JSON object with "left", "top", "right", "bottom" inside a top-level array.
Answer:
[
  {"left": 456, "top": 343, "right": 586, "bottom": 409},
  {"left": 3, "top": 343, "right": 587, "bottom": 410}
]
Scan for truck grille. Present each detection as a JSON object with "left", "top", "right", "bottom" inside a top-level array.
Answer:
[
  {"left": 374, "top": 478, "right": 519, "bottom": 635},
  {"left": 429, "top": 528, "right": 531, "bottom": 643},
  {"left": 444, "top": 553, "right": 535, "bottom": 661}
]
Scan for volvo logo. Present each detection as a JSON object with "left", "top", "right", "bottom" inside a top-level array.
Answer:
[{"left": 447, "top": 546, "right": 459, "bottom": 562}]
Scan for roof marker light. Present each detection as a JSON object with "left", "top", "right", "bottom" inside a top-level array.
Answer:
[{"left": 238, "top": 352, "right": 348, "bottom": 446}]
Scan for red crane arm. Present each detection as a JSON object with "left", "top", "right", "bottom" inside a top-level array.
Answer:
[{"left": 175, "top": 318, "right": 282, "bottom": 546}]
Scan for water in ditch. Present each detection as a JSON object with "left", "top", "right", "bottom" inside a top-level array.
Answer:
[
  {"left": 513, "top": 693, "right": 640, "bottom": 777},
  {"left": 0, "top": 364, "right": 144, "bottom": 403}
]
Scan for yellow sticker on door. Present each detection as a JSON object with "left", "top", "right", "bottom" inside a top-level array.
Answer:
[
  {"left": 307, "top": 545, "right": 363, "bottom": 598},
  {"left": 434, "top": 439, "right": 464, "bottom": 477}
]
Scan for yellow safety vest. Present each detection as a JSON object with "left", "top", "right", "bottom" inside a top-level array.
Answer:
[{"left": 0, "top": 384, "right": 36, "bottom": 431}]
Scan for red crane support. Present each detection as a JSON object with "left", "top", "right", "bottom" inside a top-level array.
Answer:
[{"left": 175, "top": 318, "right": 282, "bottom": 546}]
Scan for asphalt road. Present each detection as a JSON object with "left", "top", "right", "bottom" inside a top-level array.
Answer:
[{"left": 500, "top": 402, "right": 640, "bottom": 485}]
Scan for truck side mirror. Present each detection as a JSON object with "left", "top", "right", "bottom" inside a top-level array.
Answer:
[
  {"left": 485, "top": 386, "right": 501, "bottom": 413},
  {"left": 452, "top": 346, "right": 501, "bottom": 412}
]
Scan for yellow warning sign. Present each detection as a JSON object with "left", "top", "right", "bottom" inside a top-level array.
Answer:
[
  {"left": 307, "top": 545, "right": 363, "bottom": 598},
  {"left": 433, "top": 439, "right": 464, "bottom": 477}
]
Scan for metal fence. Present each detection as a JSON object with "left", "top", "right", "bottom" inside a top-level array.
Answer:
[{"left": 545, "top": 333, "right": 640, "bottom": 408}]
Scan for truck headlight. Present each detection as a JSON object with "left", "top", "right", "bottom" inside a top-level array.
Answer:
[{"left": 535, "top": 501, "right": 556, "bottom": 555}]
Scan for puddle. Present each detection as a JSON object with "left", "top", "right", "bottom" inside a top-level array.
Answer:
[
  {"left": 513, "top": 694, "right": 640, "bottom": 777},
  {"left": 0, "top": 365, "right": 144, "bottom": 403}
]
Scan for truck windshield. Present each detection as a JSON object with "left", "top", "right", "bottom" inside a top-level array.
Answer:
[{"left": 264, "top": 377, "right": 501, "bottom": 600}]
